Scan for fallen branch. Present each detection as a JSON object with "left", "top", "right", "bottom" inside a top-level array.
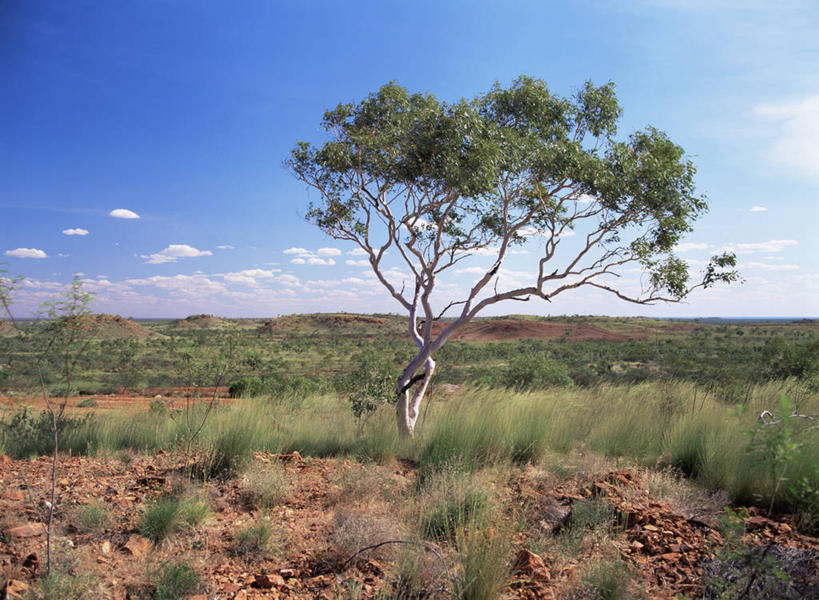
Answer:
[{"left": 341, "top": 539, "right": 454, "bottom": 592}]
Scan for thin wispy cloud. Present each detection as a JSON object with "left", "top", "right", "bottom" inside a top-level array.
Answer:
[
  {"left": 216, "top": 244, "right": 235, "bottom": 250},
  {"left": 62, "top": 228, "right": 89, "bottom": 236},
  {"left": 722, "top": 239, "right": 798, "bottom": 253},
  {"left": 674, "top": 242, "right": 709, "bottom": 252},
  {"left": 750, "top": 206, "right": 767, "bottom": 212},
  {"left": 141, "top": 244, "right": 213, "bottom": 264},
  {"left": 110, "top": 208, "right": 140, "bottom": 219},
  {"left": 754, "top": 95, "right": 819, "bottom": 180}
]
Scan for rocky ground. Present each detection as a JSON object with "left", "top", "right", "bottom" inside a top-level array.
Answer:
[{"left": 1, "top": 450, "right": 817, "bottom": 599}]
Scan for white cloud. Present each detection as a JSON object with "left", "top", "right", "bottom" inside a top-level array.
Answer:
[
  {"left": 141, "top": 244, "right": 213, "bottom": 264},
  {"left": 674, "top": 242, "right": 709, "bottom": 252},
  {"left": 746, "top": 262, "right": 800, "bottom": 271},
  {"left": 62, "top": 228, "right": 89, "bottom": 236},
  {"left": 283, "top": 247, "right": 310, "bottom": 255},
  {"left": 5, "top": 248, "right": 47, "bottom": 259},
  {"left": 216, "top": 244, "right": 235, "bottom": 250},
  {"left": 110, "top": 208, "right": 140, "bottom": 219},
  {"left": 276, "top": 274, "right": 301, "bottom": 287},
  {"left": 722, "top": 239, "right": 798, "bottom": 253},
  {"left": 125, "top": 274, "right": 225, "bottom": 296},
  {"left": 346, "top": 259, "right": 369, "bottom": 266},
  {"left": 307, "top": 257, "right": 336, "bottom": 265},
  {"left": 347, "top": 248, "right": 368, "bottom": 256},
  {"left": 220, "top": 269, "right": 279, "bottom": 286},
  {"left": 317, "top": 247, "right": 342, "bottom": 256},
  {"left": 456, "top": 266, "right": 489, "bottom": 275},
  {"left": 750, "top": 206, "right": 767, "bottom": 212},
  {"left": 754, "top": 95, "right": 819, "bottom": 179},
  {"left": 290, "top": 258, "right": 306, "bottom": 264}
]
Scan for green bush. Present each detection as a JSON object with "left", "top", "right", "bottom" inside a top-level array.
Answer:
[{"left": 501, "top": 354, "right": 573, "bottom": 390}]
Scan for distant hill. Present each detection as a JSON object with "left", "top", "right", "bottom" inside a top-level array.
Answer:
[
  {"left": 258, "top": 313, "right": 405, "bottom": 337},
  {"left": 0, "top": 321, "right": 20, "bottom": 338},
  {"left": 169, "top": 314, "right": 231, "bottom": 330}
]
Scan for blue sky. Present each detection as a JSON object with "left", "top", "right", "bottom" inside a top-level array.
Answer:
[{"left": 1, "top": 0, "right": 817, "bottom": 318}]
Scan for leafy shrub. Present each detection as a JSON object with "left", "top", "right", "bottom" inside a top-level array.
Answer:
[
  {"left": 335, "top": 350, "right": 399, "bottom": 421},
  {"left": 229, "top": 376, "right": 265, "bottom": 398},
  {"left": 501, "top": 354, "right": 573, "bottom": 390},
  {"left": 0, "top": 407, "right": 95, "bottom": 459},
  {"left": 75, "top": 396, "right": 98, "bottom": 408}
]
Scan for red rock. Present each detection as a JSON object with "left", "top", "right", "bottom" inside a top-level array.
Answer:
[
  {"left": 8, "top": 523, "right": 43, "bottom": 539},
  {"left": 252, "top": 573, "right": 285, "bottom": 589},
  {"left": 122, "top": 534, "right": 152, "bottom": 556},
  {"left": 0, "top": 455, "right": 12, "bottom": 467},
  {"left": 512, "top": 548, "right": 551, "bottom": 581},
  {"left": 4, "top": 579, "right": 29, "bottom": 599}
]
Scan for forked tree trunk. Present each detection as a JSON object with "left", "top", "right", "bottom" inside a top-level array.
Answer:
[{"left": 396, "top": 357, "right": 436, "bottom": 438}]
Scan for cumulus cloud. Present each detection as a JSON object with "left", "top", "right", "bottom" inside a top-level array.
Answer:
[
  {"left": 346, "top": 259, "right": 369, "bottom": 266},
  {"left": 750, "top": 206, "right": 767, "bottom": 212},
  {"left": 62, "top": 228, "right": 89, "bottom": 236},
  {"left": 754, "top": 95, "right": 819, "bottom": 179},
  {"left": 110, "top": 208, "right": 140, "bottom": 219},
  {"left": 220, "top": 269, "right": 279, "bottom": 286},
  {"left": 125, "top": 273, "right": 225, "bottom": 296},
  {"left": 347, "top": 248, "right": 368, "bottom": 256},
  {"left": 141, "top": 244, "right": 213, "bottom": 264},
  {"left": 284, "top": 247, "right": 340, "bottom": 265},
  {"left": 674, "top": 242, "right": 709, "bottom": 252},
  {"left": 5, "top": 248, "right": 47, "bottom": 259},
  {"left": 722, "top": 239, "right": 798, "bottom": 253}
]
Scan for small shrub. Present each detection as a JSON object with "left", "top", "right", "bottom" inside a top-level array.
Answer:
[
  {"left": 76, "top": 397, "right": 98, "bottom": 408},
  {"left": 229, "top": 376, "right": 265, "bottom": 398},
  {"left": 152, "top": 560, "right": 200, "bottom": 600},
  {"left": 502, "top": 354, "right": 573, "bottom": 390},
  {"left": 149, "top": 399, "right": 169, "bottom": 416},
  {"left": 239, "top": 462, "right": 289, "bottom": 509},
  {"left": 72, "top": 501, "right": 111, "bottom": 534},
  {"left": 138, "top": 497, "right": 180, "bottom": 543}
]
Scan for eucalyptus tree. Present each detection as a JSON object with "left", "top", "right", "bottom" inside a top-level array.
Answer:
[{"left": 288, "top": 77, "right": 738, "bottom": 437}]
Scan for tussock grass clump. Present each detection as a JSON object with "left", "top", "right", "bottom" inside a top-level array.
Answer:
[
  {"left": 453, "top": 525, "right": 511, "bottom": 600},
  {"left": 138, "top": 494, "right": 210, "bottom": 542},
  {"left": 416, "top": 466, "right": 492, "bottom": 541},
  {"left": 35, "top": 570, "right": 96, "bottom": 600},
  {"left": 239, "top": 462, "right": 290, "bottom": 509},
  {"left": 233, "top": 517, "right": 280, "bottom": 558},
  {"left": 572, "top": 558, "right": 638, "bottom": 600},
  {"left": 151, "top": 560, "right": 201, "bottom": 600},
  {"left": 329, "top": 509, "right": 405, "bottom": 563},
  {"left": 71, "top": 501, "right": 112, "bottom": 534},
  {"left": 139, "top": 497, "right": 181, "bottom": 543}
]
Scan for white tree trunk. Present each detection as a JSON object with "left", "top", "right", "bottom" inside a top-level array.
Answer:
[{"left": 396, "top": 356, "right": 436, "bottom": 438}]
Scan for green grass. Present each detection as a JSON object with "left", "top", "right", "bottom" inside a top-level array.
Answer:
[
  {"left": 233, "top": 517, "right": 278, "bottom": 558},
  {"left": 151, "top": 560, "right": 200, "bottom": 600},
  {"left": 71, "top": 501, "right": 112, "bottom": 534},
  {"left": 2, "top": 380, "right": 817, "bottom": 526},
  {"left": 138, "top": 494, "right": 211, "bottom": 542}
]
